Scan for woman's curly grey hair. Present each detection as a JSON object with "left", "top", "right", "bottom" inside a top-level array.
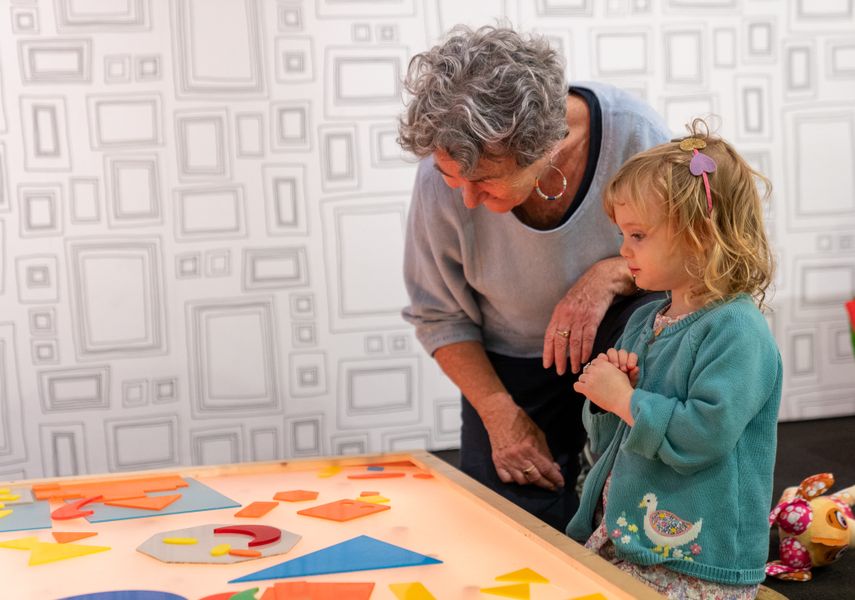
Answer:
[{"left": 398, "top": 25, "right": 568, "bottom": 176}]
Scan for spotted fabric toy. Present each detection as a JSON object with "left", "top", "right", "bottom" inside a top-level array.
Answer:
[{"left": 766, "top": 473, "right": 855, "bottom": 581}]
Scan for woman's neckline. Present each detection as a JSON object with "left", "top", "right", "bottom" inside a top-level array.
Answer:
[{"left": 512, "top": 92, "right": 593, "bottom": 231}]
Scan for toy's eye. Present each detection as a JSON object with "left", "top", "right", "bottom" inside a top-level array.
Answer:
[{"left": 826, "top": 508, "right": 848, "bottom": 530}]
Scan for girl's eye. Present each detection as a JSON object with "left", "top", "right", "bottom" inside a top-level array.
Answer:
[{"left": 631, "top": 233, "right": 645, "bottom": 241}]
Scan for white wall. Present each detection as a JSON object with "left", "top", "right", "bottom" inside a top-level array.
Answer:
[{"left": 0, "top": 0, "right": 853, "bottom": 479}]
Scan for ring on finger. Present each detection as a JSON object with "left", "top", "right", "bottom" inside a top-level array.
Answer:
[
  {"left": 555, "top": 329, "right": 570, "bottom": 339},
  {"left": 522, "top": 464, "right": 536, "bottom": 475},
  {"left": 582, "top": 362, "right": 591, "bottom": 373}
]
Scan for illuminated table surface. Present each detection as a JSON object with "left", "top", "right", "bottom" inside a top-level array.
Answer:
[{"left": 0, "top": 451, "right": 663, "bottom": 599}]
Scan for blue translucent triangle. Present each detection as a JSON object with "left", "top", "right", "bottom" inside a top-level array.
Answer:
[{"left": 229, "top": 535, "right": 442, "bottom": 583}]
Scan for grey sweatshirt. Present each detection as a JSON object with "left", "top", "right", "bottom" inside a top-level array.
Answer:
[{"left": 402, "top": 82, "right": 671, "bottom": 358}]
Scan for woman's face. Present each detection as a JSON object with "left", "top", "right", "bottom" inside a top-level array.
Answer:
[{"left": 432, "top": 149, "right": 540, "bottom": 213}]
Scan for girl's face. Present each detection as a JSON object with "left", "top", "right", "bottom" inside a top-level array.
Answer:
[
  {"left": 614, "top": 200, "right": 698, "bottom": 309},
  {"left": 432, "top": 149, "right": 540, "bottom": 213}
]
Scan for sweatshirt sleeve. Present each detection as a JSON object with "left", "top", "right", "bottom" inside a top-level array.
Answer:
[
  {"left": 624, "top": 110, "right": 671, "bottom": 161},
  {"left": 611, "top": 85, "right": 672, "bottom": 156},
  {"left": 401, "top": 160, "right": 484, "bottom": 355},
  {"left": 622, "top": 309, "right": 781, "bottom": 475}
]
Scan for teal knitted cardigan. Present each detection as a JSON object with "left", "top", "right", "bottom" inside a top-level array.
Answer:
[{"left": 566, "top": 294, "right": 782, "bottom": 585}]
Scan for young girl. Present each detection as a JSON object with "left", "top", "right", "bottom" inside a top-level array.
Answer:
[{"left": 566, "top": 120, "right": 782, "bottom": 599}]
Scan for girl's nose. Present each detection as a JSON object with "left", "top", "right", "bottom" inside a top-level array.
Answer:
[{"left": 619, "top": 239, "right": 631, "bottom": 258}]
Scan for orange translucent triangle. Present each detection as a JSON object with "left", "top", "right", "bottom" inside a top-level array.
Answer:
[
  {"left": 269, "top": 581, "right": 375, "bottom": 600},
  {"left": 52, "top": 531, "right": 97, "bottom": 544},
  {"left": 297, "top": 499, "right": 390, "bottom": 522},
  {"left": 480, "top": 583, "right": 530, "bottom": 599},
  {"left": 104, "top": 494, "right": 182, "bottom": 511},
  {"left": 235, "top": 501, "right": 279, "bottom": 518}
]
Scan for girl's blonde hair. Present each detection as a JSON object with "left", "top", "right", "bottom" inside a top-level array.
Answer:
[{"left": 603, "top": 119, "right": 774, "bottom": 310}]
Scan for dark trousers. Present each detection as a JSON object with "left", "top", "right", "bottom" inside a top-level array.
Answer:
[{"left": 459, "top": 292, "right": 665, "bottom": 530}]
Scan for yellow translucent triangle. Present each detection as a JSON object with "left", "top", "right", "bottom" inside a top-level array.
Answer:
[
  {"left": 480, "top": 583, "right": 530, "bottom": 599},
  {"left": 28, "top": 541, "right": 110, "bottom": 565},
  {"left": 318, "top": 466, "right": 342, "bottom": 478},
  {"left": 495, "top": 568, "right": 549, "bottom": 584},
  {"left": 0, "top": 494, "right": 19, "bottom": 502},
  {"left": 0, "top": 536, "right": 40, "bottom": 550},
  {"left": 0, "top": 509, "right": 12, "bottom": 519},
  {"left": 569, "top": 594, "right": 607, "bottom": 600},
  {"left": 389, "top": 582, "right": 436, "bottom": 600},
  {"left": 357, "top": 495, "right": 390, "bottom": 504}
]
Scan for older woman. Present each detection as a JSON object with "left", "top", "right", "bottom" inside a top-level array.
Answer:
[{"left": 399, "top": 25, "right": 669, "bottom": 529}]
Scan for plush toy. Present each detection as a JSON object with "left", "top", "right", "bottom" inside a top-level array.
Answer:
[{"left": 766, "top": 473, "right": 855, "bottom": 581}]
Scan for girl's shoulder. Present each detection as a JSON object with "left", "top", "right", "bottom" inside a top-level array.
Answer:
[
  {"left": 703, "top": 294, "right": 769, "bottom": 329},
  {"left": 692, "top": 294, "right": 779, "bottom": 349}
]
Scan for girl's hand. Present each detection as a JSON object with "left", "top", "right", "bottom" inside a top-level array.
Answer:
[
  {"left": 573, "top": 357, "right": 635, "bottom": 425},
  {"left": 604, "top": 348, "right": 640, "bottom": 387}
]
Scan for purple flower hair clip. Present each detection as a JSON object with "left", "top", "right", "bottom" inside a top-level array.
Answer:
[{"left": 679, "top": 138, "right": 716, "bottom": 216}]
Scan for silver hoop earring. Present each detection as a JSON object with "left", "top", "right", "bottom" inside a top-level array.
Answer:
[{"left": 534, "top": 164, "right": 567, "bottom": 202}]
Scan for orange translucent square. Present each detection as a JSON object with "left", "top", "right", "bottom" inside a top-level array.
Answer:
[
  {"left": 274, "top": 490, "right": 319, "bottom": 502},
  {"left": 235, "top": 501, "right": 279, "bottom": 518},
  {"left": 297, "top": 499, "right": 390, "bottom": 522}
]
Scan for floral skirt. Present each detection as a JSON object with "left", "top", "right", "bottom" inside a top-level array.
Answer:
[{"left": 585, "top": 476, "right": 759, "bottom": 600}]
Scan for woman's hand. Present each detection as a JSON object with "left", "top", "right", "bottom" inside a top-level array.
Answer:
[
  {"left": 481, "top": 399, "right": 564, "bottom": 491},
  {"left": 542, "top": 262, "right": 616, "bottom": 376},
  {"left": 573, "top": 355, "right": 635, "bottom": 425}
]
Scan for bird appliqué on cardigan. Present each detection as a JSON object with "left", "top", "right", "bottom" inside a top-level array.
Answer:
[{"left": 639, "top": 492, "right": 704, "bottom": 558}]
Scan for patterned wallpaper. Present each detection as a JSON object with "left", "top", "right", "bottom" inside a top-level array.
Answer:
[{"left": 0, "top": 0, "right": 853, "bottom": 480}]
